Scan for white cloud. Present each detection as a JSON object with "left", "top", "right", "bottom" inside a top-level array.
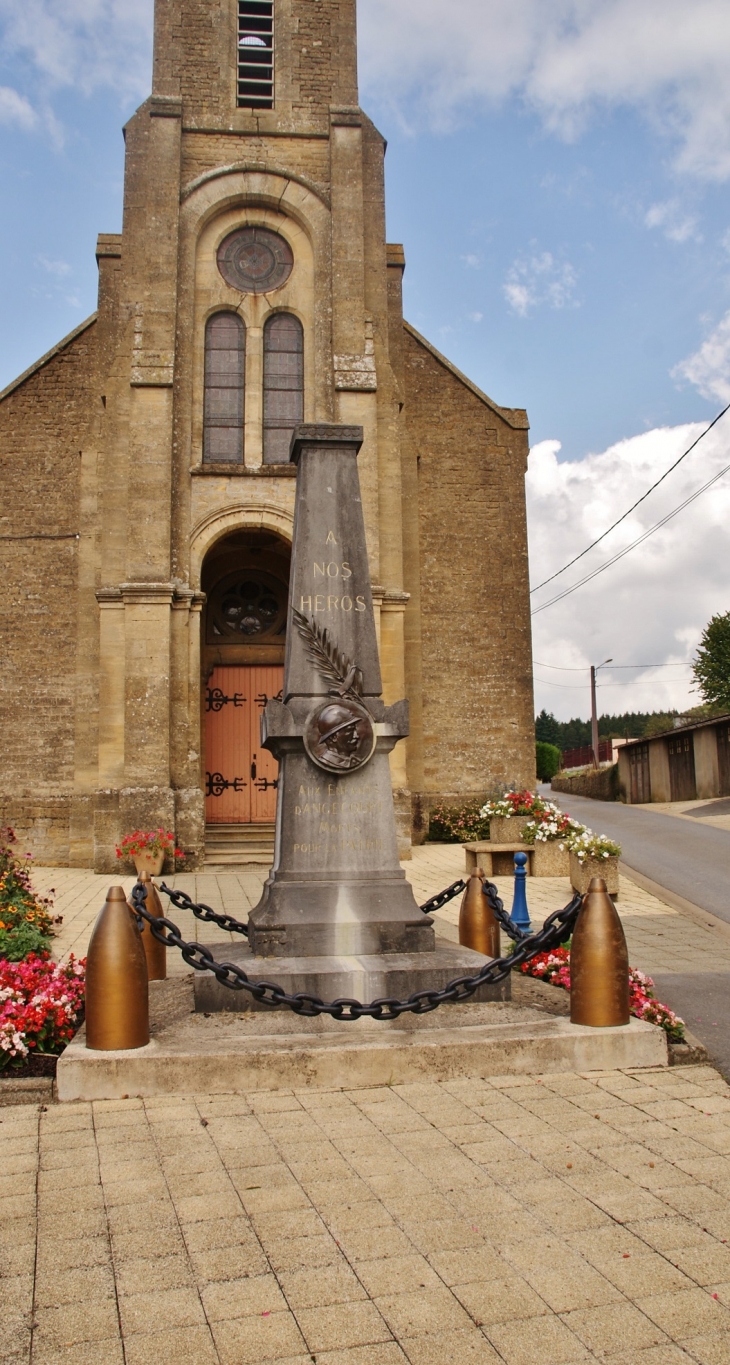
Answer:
[
  {"left": 527, "top": 422, "right": 730, "bottom": 719},
  {"left": 504, "top": 251, "right": 577, "bottom": 316},
  {"left": 461, "top": 253, "right": 481, "bottom": 268},
  {"left": 672, "top": 312, "right": 730, "bottom": 403},
  {"left": 359, "top": 0, "right": 730, "bottom": 180},
  {"left": 468, "top": 311, "right": 483, "bottom": 322},
  {"left": 0, "top": 0, "right": 153, "bottom": 101},
  {"left": 644, "top": 199, "right": 701, "bottom": 243},
  {"left": 37, "top": 256, "right": 71, "bottom": 278},
  {"left": 0, "top": 85, "right": 37, "bottom": 128}
]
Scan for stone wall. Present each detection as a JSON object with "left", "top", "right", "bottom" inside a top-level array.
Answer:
[
  {"left": 0, "top": 321, "right": 99, "bottom": 863},
  {"left": 551, "top": 765, "right": 623, "bottom": 802},
  {"left": 402, "top": 326, "right": 535, "bottom": 828}
]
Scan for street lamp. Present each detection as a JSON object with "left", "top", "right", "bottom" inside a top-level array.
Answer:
[{"left": 591, "top": 658, "right": 613, "bottom": 768}]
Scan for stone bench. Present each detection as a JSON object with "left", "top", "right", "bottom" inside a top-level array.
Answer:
[{"left": 464, "top": 841, "right": 570, "bottom": 878}]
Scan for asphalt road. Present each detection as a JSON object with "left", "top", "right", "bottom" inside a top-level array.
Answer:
[
  {"left": 539, "top": 786, "right": 730, "bottom": 1075},
  {"left": 541, "top": 788, "right": 730, "bottom": 924}
]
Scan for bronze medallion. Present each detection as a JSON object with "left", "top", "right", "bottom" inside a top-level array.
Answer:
[
  {"left": 304, "top": 699, "right": 376, "bottom": 775},
  {"left": 217, "top": 226, "right": 294, "bottom": 294}
]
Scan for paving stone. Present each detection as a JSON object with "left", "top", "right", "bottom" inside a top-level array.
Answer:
[
  {"left": 450, "top": 1277, "right": 549, "bottom": 1327},
  {"left": 374, "top": 1285, "right": 475, "bottom": 1337},
  {"left": 32, "top": 1298, "right": 121, "bottom": 1349},
  {"left": 30, "top": 1337, "right": 125, "bottom": 1365},
  {"left": 123, "top": 1326, "right": 219, "bottom": 1365},
  {"left": 200, "top": 1272, "right": 288, "bottom": 1320},
  {"left": 353, "top": 1255, "right": 441, "bottom": 1299},
  {"left": 212, "top": 1309, "right": 307, "bottom": 1364},
  {"left": 398, "top": 1329, "right": 502, "bottom": 1364},
  {"left": 35, "top": 1264, "right": 116, "bottom": 1307},
  {"left": 117, "top": 1286, "right": 207, "bottom": 1337},
  {"left": 563, "top": 1300, "right": 672, "bottom": 1354},
  {"left": 485, "top": 1313, "right": 592, "bottom": 1364},
  {"left": 278, "top": 1261, "right": 368, "bottom": 1307},
  {"left": 295, "top": 1300, "right": 393, "bottom": 1352},
  {"left": 635, "top": 1287, "right": 730, "bottom": 1338}
]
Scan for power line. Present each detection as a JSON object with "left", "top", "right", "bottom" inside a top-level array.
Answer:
[
  {"left": 534, "top": 675, "right": 693, "bottom": 689},
  {"left": 531, "top": 456, "right": 730, "bottom": 615},
  {"left": 534, "top": 660, "right": 692, "bottom": 671},
  {"left": 530, "top": 400, "right": 730, "bottom": 595}
]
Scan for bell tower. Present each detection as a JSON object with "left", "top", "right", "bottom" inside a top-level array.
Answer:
[{"left": 151, "top": 0, "right": 359, "bottom": 122}]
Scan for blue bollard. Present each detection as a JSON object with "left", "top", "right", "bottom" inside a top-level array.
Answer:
[{"left": 511, "top": 851, "right": 532, "bottom": 934}]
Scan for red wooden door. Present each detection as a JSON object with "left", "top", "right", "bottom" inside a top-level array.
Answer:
[{"left": 205, "top": 666, "right": 283, "bottom": 823}]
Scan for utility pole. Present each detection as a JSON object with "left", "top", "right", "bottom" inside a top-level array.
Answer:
[{"left": 591, "top": 658, "right": 613, "bottom": 767}]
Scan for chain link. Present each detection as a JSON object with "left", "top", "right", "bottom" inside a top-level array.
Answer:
[{"left": 130, "top": 881, "right": 582, "bottom": 1021}]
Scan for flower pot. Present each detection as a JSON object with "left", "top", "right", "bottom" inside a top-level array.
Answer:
[
  {"left": 489, "top": 815, "right": 532, "bottom": 843},
  {"left": 133, "top": 850, "right": 165, "bottom": 878},
  {"left": 531, "top": 841, "right": 571, "bottom": 878},
  {"left": 569, "top": 852, "right": 619, "bottom": 898}
]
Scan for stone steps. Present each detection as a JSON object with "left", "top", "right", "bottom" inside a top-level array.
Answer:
[{"left": 204, "top": 822, "right": 275, "bottom": 865}]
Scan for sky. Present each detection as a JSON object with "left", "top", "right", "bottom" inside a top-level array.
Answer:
[{"left": 1, "top": 1, "right": 730, "bottom": 722}]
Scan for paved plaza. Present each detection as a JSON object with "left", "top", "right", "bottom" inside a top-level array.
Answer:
[
  {"left": 5, "top": 1065, "right": 730, "bottom": 1364},
  {"left": 3, "top": 848, "right": 730, "bottom": 1361},
  {"left": 35, "top": 843, "right": 730, "bottom": 987}
]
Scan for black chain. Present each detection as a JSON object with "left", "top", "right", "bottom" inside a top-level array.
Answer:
[
  {"left": 158, "top": 883, "right": 250, "bottom": 937},
  {"left": 130, "top": 881, "right": 582, "bottom": 1021},
  {"left": 157, "top": 875, "right": 472, "bottom": 941}
]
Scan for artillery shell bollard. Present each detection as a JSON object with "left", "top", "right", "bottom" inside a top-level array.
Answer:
[
  {"left": 459, "top": 869, "right": 500, "bottom": 957},
  {"left": 135, "top": 871, "right": 167, "bottom": 981},
  {"left": 570, "top": 876, "right": 630, "bottom": 1027},
  {"left": 85, "top": 886, "right": 150, "bottom": 1051}
]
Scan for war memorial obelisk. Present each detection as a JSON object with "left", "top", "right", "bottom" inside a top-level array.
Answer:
[{"left": 195, "top": 425, "right": 505, "bottom": 1009}]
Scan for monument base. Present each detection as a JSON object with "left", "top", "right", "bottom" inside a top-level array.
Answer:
[
  {"left": 56, "top": 979, "right": 668, "bottom": 1102},
  {"left": 192, "top": 937, "right": 508, "bottom": 1012}
]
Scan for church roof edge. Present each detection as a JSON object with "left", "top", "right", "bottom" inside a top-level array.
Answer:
[
  {"left": 0, "top": 314, "right": 98, "bottom": 405},
  {"left": 403, "top": 322, "right": 529, "bottom": 430}
]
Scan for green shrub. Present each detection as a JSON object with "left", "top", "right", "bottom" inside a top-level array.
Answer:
[
  {"left": 426, "top": 802, "right": 491, "bottom": 843},
  {"left": 536, "top": 741, "right": 561, "bottom": 781},
  {"left": 0, "top": 922, "right": 52, "bottom": 962}
]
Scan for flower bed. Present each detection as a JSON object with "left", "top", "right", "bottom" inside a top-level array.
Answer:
[
  {"left": 521, "top": 947, "right": 685, "bottom": 1041},
  {"left": 0, "top": 826, "right": 60, "bottom": 961},
  {"left": 426, "top": 802, "right": 491, "bottom": 843},
  {"left": 0, "top": 954, "right": 86, "bottom": 1072},
  {"left": 480, "top": 790, "right": 553, "bottom": 821}
]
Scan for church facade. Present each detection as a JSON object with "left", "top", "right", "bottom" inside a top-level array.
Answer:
[{"left": 0, "top": 0, "right": 534, "bottom": 871}]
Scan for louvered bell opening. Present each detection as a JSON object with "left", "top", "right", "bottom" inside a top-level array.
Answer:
[
  {"left": 263, "top": 314, "right": 303, "bottom": 465},
  {"left": 238, "top": 0, "right": 273, "bottom": 108},
  {"left": 204, "top": 314, "right": 245, "bottom": 464}
]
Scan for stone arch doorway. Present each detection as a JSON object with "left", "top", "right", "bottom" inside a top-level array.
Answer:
[{"left": 201, "top": 528, "right": 290, "bottom": 861}]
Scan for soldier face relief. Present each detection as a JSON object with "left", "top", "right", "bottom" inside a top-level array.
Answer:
[{"left": 304, "top": 700, "right": 376, "bottom": 774}]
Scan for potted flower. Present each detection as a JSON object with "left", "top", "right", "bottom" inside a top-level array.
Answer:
[
  {"left": 116, "top": 829, "right": 183, "bottom": 877},
  {"left": 522, "top": 804, "right": 584, "bottom": 877},
  {"left": 565, "top": 827, "right": 622, "bottom": 896},
  {"left": 479, "top": 790, "right": 550, "bottom": 844}
]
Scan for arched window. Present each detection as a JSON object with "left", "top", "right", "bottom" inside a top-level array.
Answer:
[
  {"left": 263, "top": 313, "right": 303, "bottom": 464},
  {"left": 203, "top": 313, "right": 245, "bottom": 463}
]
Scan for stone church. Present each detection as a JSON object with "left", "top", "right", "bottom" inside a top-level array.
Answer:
[{"left": 0, "top": 0, "right": 534, "bottom": 871}]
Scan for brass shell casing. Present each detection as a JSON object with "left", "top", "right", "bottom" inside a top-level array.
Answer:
[
  {"left": 135, "top": 872, "right": 167, "bottom": 981},
  {"left": 459, "top": 870, "right": 500, "bottom": 958},
  {"left": 85, "top": 886, "right": 150, "bottom": 1051},
  {"left": 570, "top": 876, "right": 630, "bottom": 1027}
]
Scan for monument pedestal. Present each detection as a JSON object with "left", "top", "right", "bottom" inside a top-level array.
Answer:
[{"left": 192, "top": 937, "right": 509, "bottom": 1012}]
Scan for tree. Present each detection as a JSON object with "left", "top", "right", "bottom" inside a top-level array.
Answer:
[
  {"left": 536, "top": 741, "right": 561, "bottom": 781},
  {"left": 535, "top": 709, "right": 561, "bottom": 746},
  {"left": 692, "top": 611, "right": 730, "bottom": 711}
]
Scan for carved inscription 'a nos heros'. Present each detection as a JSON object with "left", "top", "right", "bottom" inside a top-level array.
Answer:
[{"left": 299, "top": 531, "right": 367, "bottom": 615}]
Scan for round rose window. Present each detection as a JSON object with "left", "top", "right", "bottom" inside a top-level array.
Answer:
[{"left": 217, "top": 227, "right": 294, "bottom": 295}]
